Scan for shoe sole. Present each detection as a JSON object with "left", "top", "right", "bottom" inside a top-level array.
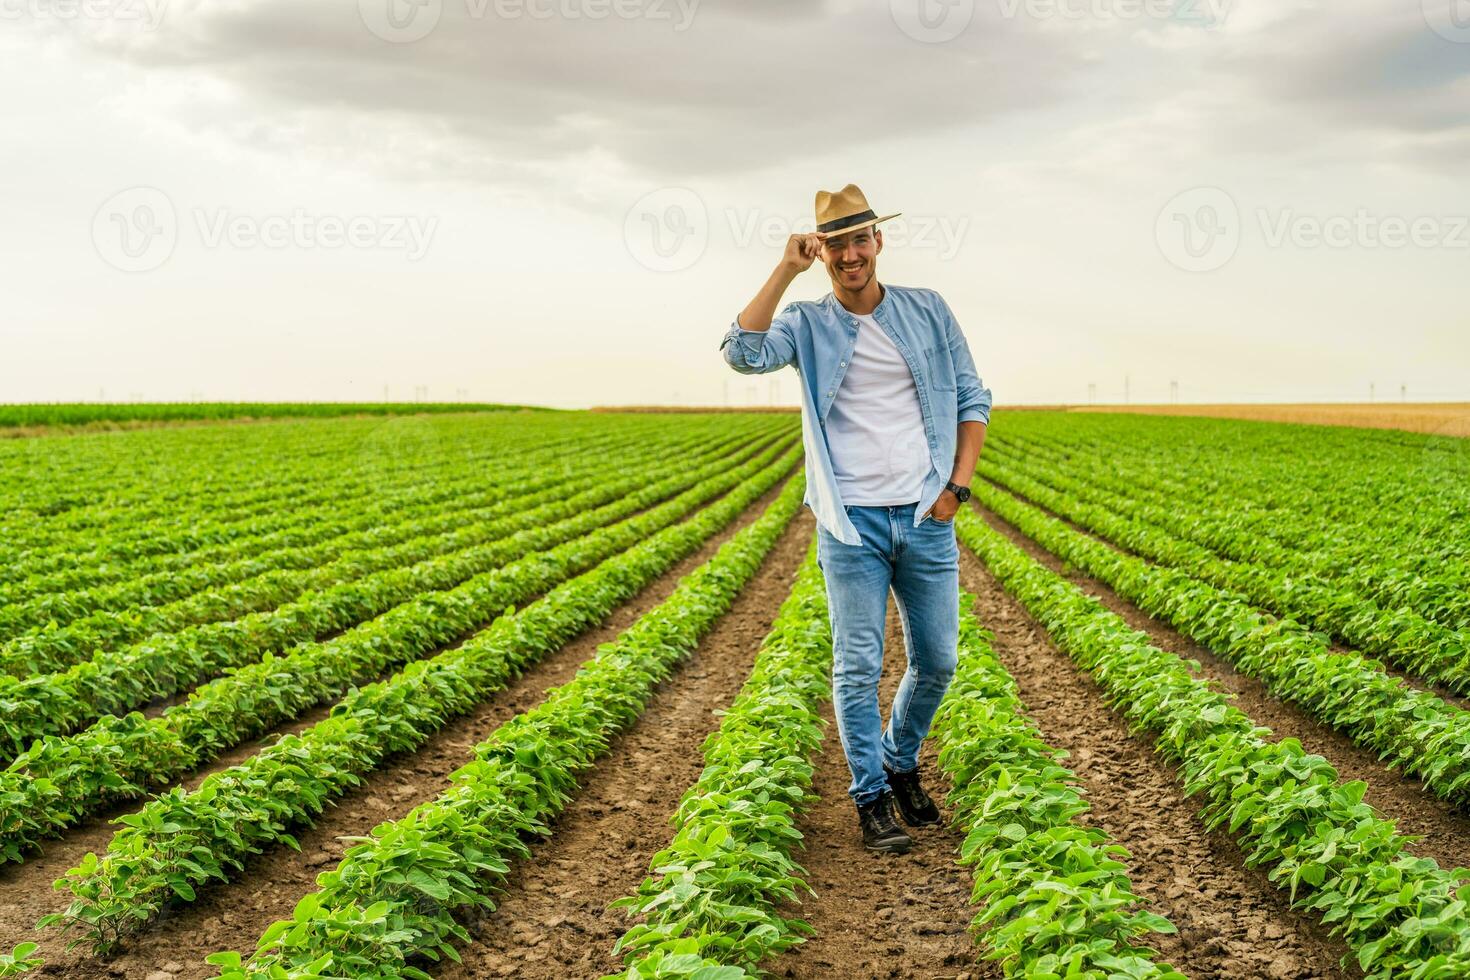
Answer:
[{"left": 864, "top": 837, "right": 913, "bottom": 854}]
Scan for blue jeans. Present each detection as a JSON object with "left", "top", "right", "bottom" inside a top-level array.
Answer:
[{"left": 816, "top": 501, "right": 959, "bottom": 806}]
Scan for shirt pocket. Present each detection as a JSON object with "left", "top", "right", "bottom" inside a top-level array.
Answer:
[{"left": 923, "top": 344, "right": 956, "bottom": 390}]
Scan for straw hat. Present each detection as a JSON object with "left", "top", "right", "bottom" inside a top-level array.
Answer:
[{"left": 814, "top": 183, "right": 901, "bottom": 237}]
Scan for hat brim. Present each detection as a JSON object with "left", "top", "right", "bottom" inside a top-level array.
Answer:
[{"left": 816, "top": 212, "right": 901, "bottom": 239}]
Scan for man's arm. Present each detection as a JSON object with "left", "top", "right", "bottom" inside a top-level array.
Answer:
[
  {"left": 929, "top": 295, "right": 992, "bottom": 520},
  {"left": 719, "top": 234, "right": 823, "bottom": 375},
  {"left": 950, "top": 419, "right": 987, "bottom": 487}
]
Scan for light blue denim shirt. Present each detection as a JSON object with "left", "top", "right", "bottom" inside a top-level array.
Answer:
[{"left": 719, "top": 283, "right": 992, "bottom": 546}]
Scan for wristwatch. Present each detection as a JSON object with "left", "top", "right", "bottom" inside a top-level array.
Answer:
[{"left": 944, "top": 481, "right": 972, "bottom": 503}]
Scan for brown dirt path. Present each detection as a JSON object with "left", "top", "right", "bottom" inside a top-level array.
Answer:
[
  {"left": 439, "top": 510, "right": 816, "bottom": 979},
  {"left": 977, "top": 492, "right": 1470, "bottom": 878},
  {"left": 769, "top": 598, "right": 984, "bottom": 980},
  {"left": 5, "top": 478, "right": 797, "bottom": 980},
  {"left": 964, "top": 505, "right": 1360, "bottom": 980}
]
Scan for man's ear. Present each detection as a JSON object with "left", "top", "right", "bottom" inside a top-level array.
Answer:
[{"left": 873, "top": 229, "right": 884, "bottom": 254}]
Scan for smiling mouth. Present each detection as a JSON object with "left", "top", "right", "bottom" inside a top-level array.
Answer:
[{"left": 839, "top": 264, "right": 865, "bottom": 276}]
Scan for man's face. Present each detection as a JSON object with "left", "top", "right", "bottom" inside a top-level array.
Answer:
[{"left": 821, "top": 227, "right": 882, "bottom": 292}]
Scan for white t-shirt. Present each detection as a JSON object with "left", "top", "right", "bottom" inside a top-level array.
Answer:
[{"left": 825, "top": 312, "right": 931, "bottom": 506}]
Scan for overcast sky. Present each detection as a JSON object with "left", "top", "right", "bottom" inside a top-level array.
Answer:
[{"left": 2, "top": 0, "right": 1467, "bottom": 408}]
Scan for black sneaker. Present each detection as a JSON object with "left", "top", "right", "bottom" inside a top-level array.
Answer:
[
  {"left": 857, "top": 791, "right": 913, "bottom": 853},
  {"left": 884, "top": 764, "right": 941, "bottom": 827}
]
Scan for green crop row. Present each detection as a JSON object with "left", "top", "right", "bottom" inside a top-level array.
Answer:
[
  {"left": 0, "top": 419, "right": 708, "bottom": 621},
  {"left": 982, "top": 448, "right": 1470, "bottom": 694},
  {"left": 0, "top": 442, "right": 801, "bottom": 864},
  {"left": 607, "top": 540, "right": 831, "bottom": 979},
  {"left": 1, "top": 414, "right": 613, "bottom": 566},
  {"left": 991, "top": 412, "right": 1468, "bottom": 540},
  {"left": 0, "top": 401, "right": 544, "bottom": 428},
  {"left": 4, "top": 415, "right": 786, "bottom": 598},
  {"left": 201, "top": 471, "right": 808, "bottom": 979},
  {"left": 932, "top": 592, "right": 1183, "bottom": 979},
  {"left": 988, "top": 420, "right": 1469, "bottom": 610},
  {"left": 0, "top": 427, "right": 707, "bottom": 651},
  {"left": 0, "top": 430, "right": 783, "bottom": 757},
  {"left": 5, "top": 414, "right": 763, "bottom": 576},
  {"left": 975, "top": 480, "right": 1470, "bottom": 809},
  {"left": 956, "top": 505, "right": 1470, "bottom": 979},
  {"left": 42, "top": 447, "right": 802, "bottom": 954},
  {"left": 988, "top": 431, "right": 1470, "bottom": 634}
]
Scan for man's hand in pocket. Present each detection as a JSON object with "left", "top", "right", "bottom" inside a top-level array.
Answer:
[{"left": 927, "top": 492, "right": 960, "bottom": 523}]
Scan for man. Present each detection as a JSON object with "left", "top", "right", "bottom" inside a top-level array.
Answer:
[{"left": 719, "top": 184, "right": 992, "bottom": 853}]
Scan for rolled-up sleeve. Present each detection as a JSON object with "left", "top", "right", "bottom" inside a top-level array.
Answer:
[
  {"left": 719, "top": 305, "right": 800, "bottom": 375},
  {"left": 941, "top": 297, "right": 992, "bottom": 425}
]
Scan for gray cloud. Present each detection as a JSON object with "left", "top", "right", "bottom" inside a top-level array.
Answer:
[
  {"left": 32, "top": 0, "right": 1470, "bottom": 188},
  {"left": 63, "top": 0, "right": 1079, "bottom": 185}
]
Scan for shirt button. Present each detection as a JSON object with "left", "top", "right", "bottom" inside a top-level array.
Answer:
[{"left": 840, "top": 361, "right": 846, "bottom": 366}]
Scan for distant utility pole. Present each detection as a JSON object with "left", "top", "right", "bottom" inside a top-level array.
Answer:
[
  {"left": 1170, "top": 380, "right": 1179, "bottom": 404},
  {"left": 1087, "top": 383, "right": 1096, "bottom": 405},
  {"left": 1401, "top": 383, "right": 1407, "bottom": 403},
  {"left": 1370, "top": 382, "right": 1376, "bottom": 402},
  {"left": 383, "top": 384, "right": 390, "bottom": 401},
  {"left": 1124, "top": 374, "right": 1131, "bottom": 405}
]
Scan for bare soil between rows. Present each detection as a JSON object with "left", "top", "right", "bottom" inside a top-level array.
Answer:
[
  {"left": 3, "top": 475, "right": 797, "bottom": 980},
  {"left": 980, "top": 484, "right": 1470, "bottom": 876},
  {"left": 770, "top": 584, "right": 982, "bottom": 980},
  {"left": 438, "top": 508, "right": 816, "bottom": 978},
  {"left": 968, "top": 502, "right": 1361, "bottom": 979},
  {"left": 984, "top": 465, "right": 1470, "bottom": 713}
]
